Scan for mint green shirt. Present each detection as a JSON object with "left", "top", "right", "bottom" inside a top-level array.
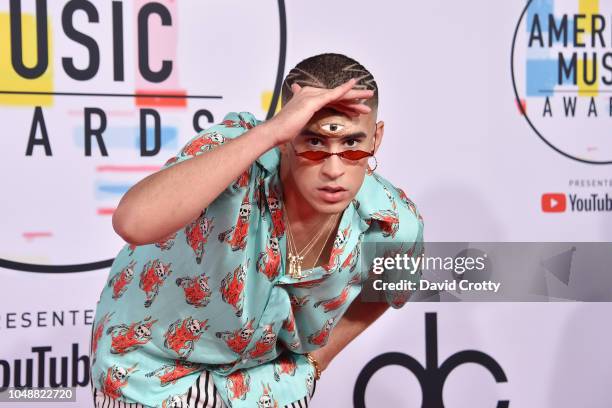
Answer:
[{"left": 90, "top": 111, "right": 424, "bottom": 408}]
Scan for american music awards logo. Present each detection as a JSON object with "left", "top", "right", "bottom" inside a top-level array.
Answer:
[
  {"left": 511, "top": 0, "right": 612, "bottom": 164},
  {"left": 0, "top": 0, "right": 287, "bottom": 273}
]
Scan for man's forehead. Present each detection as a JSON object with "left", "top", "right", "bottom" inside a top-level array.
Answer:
[{"left": 305, "top": 109, "right": 372, "bottom": 137}]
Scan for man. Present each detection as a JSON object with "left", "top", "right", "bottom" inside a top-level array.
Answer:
[{"left": 90, "top": 53, "right": 424, "bottom": 408}]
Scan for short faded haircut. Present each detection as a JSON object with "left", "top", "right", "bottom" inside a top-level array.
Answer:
[{"left": 281, "top": 53, "right": 379, "bottom": 110}]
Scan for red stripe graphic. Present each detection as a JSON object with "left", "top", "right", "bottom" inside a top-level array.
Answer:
[
  {"left": 23, "top": 232, "right": 53, "bottom": 239},
  {"left": 135, "top": 89, "right": 187, "bottom": 107}
]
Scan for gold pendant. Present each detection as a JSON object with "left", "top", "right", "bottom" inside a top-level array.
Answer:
[{"left": 288, "top": 253, "right": 304, "bottom": 279}]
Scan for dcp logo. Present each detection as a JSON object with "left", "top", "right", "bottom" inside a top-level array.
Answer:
[{"left": 354, "top": 313, "right": 509, "bottom": 408}]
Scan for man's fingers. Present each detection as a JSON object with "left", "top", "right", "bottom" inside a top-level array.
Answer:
[
  {"left": 326, "top": 88, "right": 374, "bottom": 108},
  {"left": 328, "top": 99, "right": 372, "bottom": 113},
  {"left": 336, "top": 89, "right": 375, "bottom": 101},
  {"left": 339, "top": 103, "right": 372, "bottom": 113},
  {"left": 326, "top": 101, "right": 371, "bottom": 116},
  {"left": 327, "top": 106, "right": 360, "bottom": 118},
  {"left": 289, "top": 78, "right": 374, "bottom": 116},
  {"left": 323, "top": 78, "right": 359, "bottom": 101}
]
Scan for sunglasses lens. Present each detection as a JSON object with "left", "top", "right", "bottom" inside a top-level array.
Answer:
[
  {"left": 340, "top": 150, "right": 371, "bottom": 160},
  {"left": 299, "top": 151, "right": 330, "bottom": 160}
]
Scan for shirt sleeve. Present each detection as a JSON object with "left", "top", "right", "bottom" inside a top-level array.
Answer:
[
  {"left": 383, "top": 210, "right": 424, "bottom": 309},
  {"left": 360, "top": 185, "right": 425, "bottom": 309},
  {"left": 159, "top": 111, "right": 262, "bottom": 196}
]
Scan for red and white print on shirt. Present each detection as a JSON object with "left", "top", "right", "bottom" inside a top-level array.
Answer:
[
  {"left": 222, "top": 113, "right": 255, "bottom": 130},
  {"left": 99, "top": 363, "right": 139, "bottom": 400},
  {"left": 395, "top": 186, "right": 420, "bottom": 219},
  {"left": 288, "top": 294, "right": 310, "bottom": 311},
  {"left": 161, "top": 155, "right": 179, "bottom": 168},
  {"left": 108, "top": 260, "right": 136, "bottom": 300},
  {"left": 369, "top": 182, "right": 400, "bottom": 238},
  {"left": 220, "top": 262, "right": 248, "bottom": 317},
  {"left": 127, "top": 243, "right": 137, "bottom": 257},
  {"left": 256, "top": 236, "right": 281, "bottom": 281},
  {"left": 257, "top": 383, "right": 279, "bottom": 408},
  {"left": 290, "top": 274, "right": 331, "bottom": 289},
  {"left": 313, "top": 285, "right": 351, "bottom": 313},
  {"left": 273, "top": 353, "right": 297, "bottom": 381},
  {"left": 307, "top": 317, "right": 336, "bottom": 346},
  {"left": 323, "top": 225, "right": 351, "bottom": 272},
  {"left": 389, "top": 284, "right": 412, "bottom": 308},
  {"left": 176, "top": 272, "right": 212, "bottom": 308},
  {"left": 266, "top": 186, "right": 285, "bottom": 238},
  {"left": 161, "top": 394, "right": 186, "bottom": 408},
  {"left": 387, "top": 239, "right": 422, "bottom": 308},
  {"left": 282, "top": 311, "right": 296, "bottom": 334},
  {"left": 218, "top": 190, "right": 251, "bottom": 251},
  {"left": 341, "top": 232, "right": 364, "bottom": 274},
  {"left": 154, "top": 231, "right": 177, "bottom": 251},
  {"left": 163, "top": 316, "right": 210, "bottom": 359},
  {"left": 181, "top": 130, "right": 226, "bottom": 156},
  {"left": 185, "top": 210, "right": 214, "bottom": 264},
  {"left": 232, "top": 167, "right": 251, "bottom": 190},
  {"left": 91, "top": 311, "right": 114, "bottom": 366},
  {"left": 226, "top": 369, "right": 251, "bottom": 403},
  {"left": 253, "top": 173, "right": 267, "bottom": 217},
  {"left": 286, "top": 340, "right": 301, "bottom": 351},
  {"left": 369, "top": 208, "right": 400, "bottom": 238},
  {"left": 348, "top": 271, "right": 363, "bottom": 286},
  {"left": 107, "top": 316, "right": 159, "bottom": 355},
  {"left": 247, "top": 324, "right": 277, "bottom": 360},
  {"left": 145, "top": 359, "right": 200, "bottom": 387},
  {"left": 139, "top": 259, "right": 173, "bottom": 308},
  {"left": 215, "top": 317, "right": 257, "bottom": 355}
]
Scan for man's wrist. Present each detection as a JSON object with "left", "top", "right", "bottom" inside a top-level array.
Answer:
[
  {"left": 244, "top": 120, "right": 281, "bottom": 152},
  {"left": 305, "top": 352, "right": 323, "bottom": 380},
  {"left": 259, "top": 115, "right": 299, "bottom": 147}
]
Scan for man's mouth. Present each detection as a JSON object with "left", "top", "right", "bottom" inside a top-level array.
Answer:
[
  {"left": 317, "top": 186, "right": 348, "bottom": 203},
  {"left": 319, "top": 186, "right": 346, "bottom": 193}
]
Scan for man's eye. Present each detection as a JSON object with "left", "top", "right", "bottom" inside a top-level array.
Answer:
[
  {"left": 308, "top": 138, "right": 322, "bottom": 146},
  {"left": 321, "top": 123, "right": 345, "bottom": 133},
  {"left": 344, "top": 138, "right": 358, "bottom": 147}
]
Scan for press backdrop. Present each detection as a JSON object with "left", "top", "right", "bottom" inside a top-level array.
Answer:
[{"left": 1, "top": 1, "right": 611, "bottom": 407}]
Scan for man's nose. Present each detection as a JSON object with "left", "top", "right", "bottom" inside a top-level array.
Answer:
[{"left": 320, "top": 154, "right": 345, "bottom": 179}]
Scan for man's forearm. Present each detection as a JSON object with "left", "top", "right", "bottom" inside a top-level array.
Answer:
[
  {"left": 309, "top": 298, "right": 390, "bottom": 371},
  {"left": 113, "top": 121, "right": 278, "bottom": 246}
]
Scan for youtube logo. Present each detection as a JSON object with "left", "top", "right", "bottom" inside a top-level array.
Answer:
[{"left": 541, "top": 193, "right": 566, "bottom": 212}]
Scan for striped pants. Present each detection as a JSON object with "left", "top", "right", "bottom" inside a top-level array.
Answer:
[
  {"left": 89, "top": 324, "right": 316, "bottom": 408},
  {"left": 91, "top": 369, "right": 316, "bottom": 408}
]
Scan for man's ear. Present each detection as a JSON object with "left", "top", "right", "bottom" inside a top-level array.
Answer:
[{"left": 373, "top": 121, "right": 384, "bottom": 155}]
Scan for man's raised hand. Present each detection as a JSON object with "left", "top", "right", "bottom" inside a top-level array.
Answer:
[{"left": 266, "top": 78, "right": 375, "bottom": 146}]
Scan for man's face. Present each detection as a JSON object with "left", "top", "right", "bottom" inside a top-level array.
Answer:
[{"left": 279, "top": 107, "right": 383, "bottom": 215}]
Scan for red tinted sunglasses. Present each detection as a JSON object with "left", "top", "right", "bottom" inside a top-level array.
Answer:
[{"left": 291, "top": 133, "right": 377, "bottom": 162}]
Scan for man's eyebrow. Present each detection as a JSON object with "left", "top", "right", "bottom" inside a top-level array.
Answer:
[{"left": 300, "top": 129, "right": 367, "bottom": 139}]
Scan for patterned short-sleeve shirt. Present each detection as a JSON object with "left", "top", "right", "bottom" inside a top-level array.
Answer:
[{"left": 90, "top": 111, "right": 425, "bottom": 408}]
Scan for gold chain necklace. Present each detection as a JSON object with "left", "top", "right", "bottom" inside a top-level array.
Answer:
[
  {"left": 308, "top": 216, "right": 338, "bottom": 271},
  {"left": 285, "top": 212, "right": 338, "bottom": 279},
  {"left": 285, "top": 215, "right": 331, "bottom": 279},
  {"left": 286, "top": 215, "right": 330, "bottom": 261}
]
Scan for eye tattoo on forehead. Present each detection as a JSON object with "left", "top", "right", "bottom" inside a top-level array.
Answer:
[{"left": 319, "top": 122, "right": 346, "bottom": 134}]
